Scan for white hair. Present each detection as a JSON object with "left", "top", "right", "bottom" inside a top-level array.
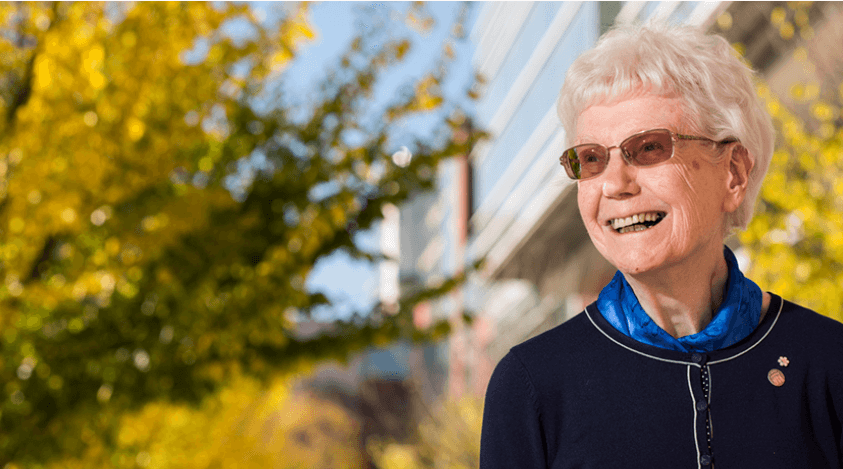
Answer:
[{"left": 557, "top": 21, "right": 774, "bottom": 233}]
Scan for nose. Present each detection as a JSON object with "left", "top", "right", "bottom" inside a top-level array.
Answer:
[{"left": 600, "top": 148, "right": 640, "bottom": 199}]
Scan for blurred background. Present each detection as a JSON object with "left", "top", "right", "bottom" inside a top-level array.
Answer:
[{"left": 1, "top": 2, "right": 842, "bottom": 468}]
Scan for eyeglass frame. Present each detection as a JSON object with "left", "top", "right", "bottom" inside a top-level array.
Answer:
[{"left": 559, "top": 128, "right": 739, "bottom": 181}]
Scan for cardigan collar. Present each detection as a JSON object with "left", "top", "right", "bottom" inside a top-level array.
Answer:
[
  {"left": 596, "top": 246, "right": 763, "bottom": 353},
  {"left": 585, "top": 294, "right": 782, "bottom": 367}
]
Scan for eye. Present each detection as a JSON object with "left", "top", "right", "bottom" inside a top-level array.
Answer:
[
  {"left": 638, "top": 140, "right": 665, "bottom": 153},
  {"left": 624, "top": 131, "right": 673, "bottom": 165},
  {"left": 579, "top": 147, "right": 603, "bottom": 164}
]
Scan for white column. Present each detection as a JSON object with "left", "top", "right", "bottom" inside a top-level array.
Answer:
[{"left": 379, "top": 203, "right": 400, "bottom": 314}]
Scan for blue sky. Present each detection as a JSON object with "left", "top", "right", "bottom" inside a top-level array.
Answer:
[{"left": 276, "top": 2, "right": 480, "bottom": 320}]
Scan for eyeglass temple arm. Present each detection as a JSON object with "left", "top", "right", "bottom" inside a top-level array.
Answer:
[{"left": 674, "top": 133, "right": 738, "bottom": 144}]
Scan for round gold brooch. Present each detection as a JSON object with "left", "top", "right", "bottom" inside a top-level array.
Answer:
[{"left": 768, "top": 368, "right": 785, "bottom": 387}]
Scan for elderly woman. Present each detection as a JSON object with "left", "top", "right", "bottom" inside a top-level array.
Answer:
[{"left": 480, "top": 23, "right": 843, "bottom": 468}]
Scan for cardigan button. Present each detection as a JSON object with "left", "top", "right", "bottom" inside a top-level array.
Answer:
[
  {"left": 700, "top": 454, "right": 712, "bottom": 466},
  {"left": 696, "top": 400, "right": 708, "bottom": 411}
]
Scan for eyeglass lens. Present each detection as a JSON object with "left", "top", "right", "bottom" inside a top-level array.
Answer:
[{"left": 563, "top": 129, "right": 674, "bottom": 180}]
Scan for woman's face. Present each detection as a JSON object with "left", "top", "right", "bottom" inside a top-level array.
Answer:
[{"left": 575, "top": 94, "right": 740, "bottom": 276}]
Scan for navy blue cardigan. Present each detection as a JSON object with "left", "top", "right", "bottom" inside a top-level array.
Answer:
[{"left": 480, "top": 295, "right": 843, "bottom": 468}]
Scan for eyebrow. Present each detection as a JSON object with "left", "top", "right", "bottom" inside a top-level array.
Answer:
[{"left": 575, "top": 127, "right": 680, "bottom": 146}]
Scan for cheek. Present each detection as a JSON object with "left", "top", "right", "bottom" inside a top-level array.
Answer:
[
  {"left": 671, "top": 166, "right": 722, "bottom": 235},
  {"left": 577, "top": 185, "right": 612, "bottom": 254},
  {"left": 576, "top": 184, "right": 599, "bottom": 225}
]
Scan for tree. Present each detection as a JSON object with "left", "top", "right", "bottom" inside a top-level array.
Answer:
[
  {"left": 742, "top": 83, "right": 843, "bottom": 322},
  {"left": 732, "top": 3, "right": 843, "bottom": 323},
  {"left": 0, "top": 2, "right": 481, "bottom": 465},
  {"left": 44, "top": 371, "right": 367, "bottom": 469}
]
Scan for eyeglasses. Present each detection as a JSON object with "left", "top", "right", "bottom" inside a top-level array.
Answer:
[{"left": 559, "top": 128, "right": 737, "bottom": 180}]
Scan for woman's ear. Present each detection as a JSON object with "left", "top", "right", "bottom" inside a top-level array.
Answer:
[{"left": 723, "top": 143, "right": 753, "bottom": 213}]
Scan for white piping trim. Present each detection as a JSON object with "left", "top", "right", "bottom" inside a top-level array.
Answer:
[
  {"left": 707, "top": 365, "right": 714, "bottom": 446},
  {"left": 584, "top": 297, "right": 784, "bottom": 367},
  {"left": 584, "top": 306, "right": 701, "bottom": 367},
  {"left": 708, "top": 299, "right": 784, "bottom": 365},
  {"left": 706, "top": 365, "right": 712, "bottom": 404},
  {"left": 688, "top": 366, "right": 702, "bottom": 469}
]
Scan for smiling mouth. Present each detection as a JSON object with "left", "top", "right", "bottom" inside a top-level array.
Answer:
[{"left": 609, "top": 212, "right": 666, "bottom": 234}]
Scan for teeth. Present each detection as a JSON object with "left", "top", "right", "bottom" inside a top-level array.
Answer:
[
  {"left": 618, "top": 224, "right": 650, "bottom": 234},
  {"left": 610, "top": 212, "right": 664, "bottom": 230}
]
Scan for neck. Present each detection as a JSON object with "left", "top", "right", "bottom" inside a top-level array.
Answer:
[{"left": 624, "top": 245, "right": 728, "bottom": 339}]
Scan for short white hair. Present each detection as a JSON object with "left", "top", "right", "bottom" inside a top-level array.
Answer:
[{"left": 557, "top": 21, "right": 774, "bottom": 233}]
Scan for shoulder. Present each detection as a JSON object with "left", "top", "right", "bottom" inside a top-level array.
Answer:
[
  {"left": 774, "top": 297, "right": 843, "bottom": 340},
  {"left": 509, "top": 310, "right": 600, "bottom": 366},
  {"left": 486, "top": 312, "right": 600, "bottom": 413},
  {"left": 767, "top": 296, "right": 843, "bottom": 361},
  {"left": 496, "top": 309, "right": 624, "bottom": 390},
  {"left": 767, "top": 297, "right": 843, "bottom": 407}
]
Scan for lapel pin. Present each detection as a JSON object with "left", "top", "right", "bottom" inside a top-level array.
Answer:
[
  {"left": 777, "top": 356, "right": 789, "bottom": 367},
  {"left": 768, "top": 368, "right": 785, "bottom": 387}
]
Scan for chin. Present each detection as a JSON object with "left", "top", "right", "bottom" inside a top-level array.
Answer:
[
  {"left": 609, "top": 257, "right": 660, "bottom": 275},
  {"left": 598, "top": 246, "right": 670, "bottom": 276}
]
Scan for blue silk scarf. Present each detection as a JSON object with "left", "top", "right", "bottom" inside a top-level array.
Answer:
[{"left": 596, "top": 246, "right": 762, "bottom": 353}]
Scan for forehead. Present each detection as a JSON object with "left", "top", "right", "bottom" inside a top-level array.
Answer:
[{"left": 574, "top": 95, "right": 686, "bottom": 144}]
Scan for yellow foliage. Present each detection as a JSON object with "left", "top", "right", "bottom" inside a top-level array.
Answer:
[
  {"left": 369, "top": 395, "right": 483, "bottom": 469},
  {"left": 412, "top": 75, "right": 444, "bottom": 111},
  {"left": 810, "top": 102, "right": 836, "bottom": 121},
  {"left": 0, "top": 1, "right": 480, "bottom": 465},
  {"left": 281, "top": 9, "right": 316, "bottom": 45},
  {"left": 779, "top": 22, "right": 795, "bottom": 40},
  {"left": 48, "top": 372, "right": 366, "bottom": 469},
  {"left": 740, "top": 78, "right": 843, "bottom": 323},
  {"left": 770, "top": 7, "right": 787, "bottom": 26}
]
